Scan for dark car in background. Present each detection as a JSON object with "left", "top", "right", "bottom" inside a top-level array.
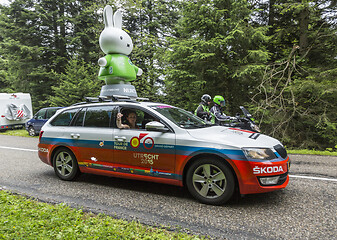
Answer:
[{"left": 25, "top": 107, "right": 63, "bottom": 136}]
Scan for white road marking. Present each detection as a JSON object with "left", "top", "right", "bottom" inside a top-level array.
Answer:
[
  {"left": 0, "top": 146, "right": 38, "bottom": 152},
  {"left": 290, "top": 175, "right": 337, "bottom": 182}
]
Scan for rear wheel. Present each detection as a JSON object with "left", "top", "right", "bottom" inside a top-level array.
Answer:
[
  {"left": 28, "top": 126, "right": 36, "bottom": 136},
  {"left": 186, "top": 157, "right": 235, "bottom": 205},
  {"left": 53, "top": 148, "right": 80, "bottom": 181}
]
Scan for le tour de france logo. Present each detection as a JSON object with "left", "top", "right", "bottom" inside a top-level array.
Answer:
[{"left": 130, "top": 133, "right": 154, "bottom": 150}]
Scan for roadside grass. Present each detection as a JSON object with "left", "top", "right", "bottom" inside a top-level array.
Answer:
[
  {"left": 0, "top": 190, "right": 202, "bottom": 239},
  {"left": 287, "top": 149, "right": 337, "bottom": 156},
  {"left": 0, "top": 129, "right": 37, "bottom": 138}
]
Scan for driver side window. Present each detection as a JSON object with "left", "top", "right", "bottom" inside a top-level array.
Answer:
[
  {"left": 35, "top": 109, "right": 46, "bottom": 120},
  {"left": 115, "top": 107, "right": 160, "bottom": 130}
]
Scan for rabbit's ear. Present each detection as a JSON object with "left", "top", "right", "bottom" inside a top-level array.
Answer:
[
  {"left": 114, "top": 10, "right": 122, "bottom": 29},
  {"left": 103, "top": 5, "right": 113, "bottom": 28}
]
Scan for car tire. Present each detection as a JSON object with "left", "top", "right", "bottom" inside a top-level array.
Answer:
[
  {"left": 28, "top": 126, "right": 36, "bottom": 136},
  {"left": 186, "top": 157, "right": 235, "bottom": 205},
  {"left": 53, "top": 148, "right": 80, "bottom": 181}
]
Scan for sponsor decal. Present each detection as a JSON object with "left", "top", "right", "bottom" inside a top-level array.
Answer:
[
  {"left": 230, "top": 129, "right": 243, "bottom": 135},
  {"left": 38, "top": 147, "right": 49, "bottom": 153},
  {"left": 143, "top": 137, "right": 154, "bottom": 149},
  {"left": 123, "top": 88, "right": 137, "bottom": 94},
  {"left": 5, "top": 103, "right": 31, "bottom": 121},
  {"left": 130, "top": 137, "right": 140, "bottom": 148},
  {"left": 17, "top": 110, "right": 24, "bottom": 118},
  {"left": 253, "top": 166, "right": 284, "bottom": 174},
  {"left": 78, "top": 162, "right": 91, "bottom": 167},
  {"left": 91, "top": 157, "right": 98, "bottom": 162},
  {"left": 99, "top": 141, "right": 104, "bottom": 147},
  {"left": 130, "top": 133, "right": 147, "bottom": 148},
  {"left": 130, "top": 133, "right": 154, "bottom": 149},
  {"left": 249, "top": 133, "right": 260, "bottom": 140},
  {"left": 133, "top": 152, "right": 159, "bottom": 165},
  {"left": 77, "top": 162, "right": 180, "bottom": 180},
  {"left": 114, "top": 141, "right": 128, "bottom": 150},
  {"left": 154, "top": 144, "right": 174, "bottom": 149},
  {"left": 229, "top": 128, "right": 255, "bottom": 134}
]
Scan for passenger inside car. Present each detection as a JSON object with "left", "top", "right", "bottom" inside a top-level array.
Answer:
[{"left": 116, "top": 110, "right": 138, "bottom": 129}]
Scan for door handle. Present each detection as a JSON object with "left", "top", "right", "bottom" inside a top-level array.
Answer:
[
  {"left": 70, "top": 133, "right": 80, "bottom": 139},
  {"left": 114, "top": 136, "right": 126, "bottom": 141}
]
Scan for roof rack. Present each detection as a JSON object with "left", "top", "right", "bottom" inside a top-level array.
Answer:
[
  {"left": 136, "top": 97, "right": 150, "bottom": 101},
  {"left": 82, "top": 95, "right": 150, "bottom": 104},
  {"left": 70, "top": 101, "right": 87, "bottom": 106}
]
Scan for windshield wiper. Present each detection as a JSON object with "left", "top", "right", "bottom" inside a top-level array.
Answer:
[
  {"left": 179, "top": 122, "right": 208, "bottom": 129},
  {"left": 204, "top": 123, "right": 216, "bottom": 127}
]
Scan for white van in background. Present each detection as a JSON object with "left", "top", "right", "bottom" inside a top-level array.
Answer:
[{"left": 0, "top": 93, "right": 33, "bottom": 131}]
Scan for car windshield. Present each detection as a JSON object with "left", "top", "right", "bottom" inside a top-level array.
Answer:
[{"left": 151, "top": 105, "right": 213, "bottom": 129}]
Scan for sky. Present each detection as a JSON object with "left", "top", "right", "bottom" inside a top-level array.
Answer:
[{"left": 0, "top": 0, "right": 10, "bottom": 6}]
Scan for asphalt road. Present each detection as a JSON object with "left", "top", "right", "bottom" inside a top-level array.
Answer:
[{"left": 0, "top": 135, "right": 336, "bottom": 240}]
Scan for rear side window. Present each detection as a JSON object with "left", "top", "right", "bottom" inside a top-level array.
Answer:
[
  {"left": 73, "top": 108, "right": 86, "bottom": 127},
  {"left": 83, "top": 106, "right": 112, "bottom": 128},
  {"left": 46, "top": 108, "right": 60, "bottom": 119},
  {"left": 50, "top": 109, "right": 78, "bottom": 126}
]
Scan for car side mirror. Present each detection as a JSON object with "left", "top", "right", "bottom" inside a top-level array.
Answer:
[{"left": 145, "top": 121, "right": 168, "bottom": 132}]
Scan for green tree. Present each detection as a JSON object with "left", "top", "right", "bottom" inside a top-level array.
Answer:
[
  {"left": 251, "top": 0, "right": 337, "bottom": 149},
  {"left": 121, "top": 0, "right": 180, "bottom": 101},
  {"left": 163, "top": 0, "right": 270, "bottom": 113},
  {"left": 0, "top": 0, "right": 53, "bottom": 110},
  {"left": 49, "top": 58, "right": 102, "bottom": 107},
  {"left": 0, "top": 0, "right": 106, "bottom": 110}
]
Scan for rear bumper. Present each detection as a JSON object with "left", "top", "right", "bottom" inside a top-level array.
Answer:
[
  {"left": 0, "top": 124, "right": 24, "bottom": 130},
  {"left": 38, "top": 143, "right": 53, "bottom": 166}
]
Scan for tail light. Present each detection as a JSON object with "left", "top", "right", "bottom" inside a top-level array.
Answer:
[{"left": 39, "top": 131, "right": 44, "bottom": 142}]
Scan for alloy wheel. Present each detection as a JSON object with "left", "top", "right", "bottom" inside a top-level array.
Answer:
[
  {"left": 192, "top": 163, "right": 227, "bottom": 198},
  {"left": 55, "top": 151, "right": 74, "bottom": 178},
  {"left": 28, "top": 126, "right": 35, "bottom": 136}
]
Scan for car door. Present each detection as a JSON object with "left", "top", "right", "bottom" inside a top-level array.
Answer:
[
  {"left": 113, "top": 106, "right": 176, "bottom": 177},
  {"left": 67, "top": 105, "right": 114, "bottom": 166}
]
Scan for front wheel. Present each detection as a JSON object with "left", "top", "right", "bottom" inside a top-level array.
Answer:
[
  {"left": 186, "top": 157, "right": 235, "bottom": 205},
  {"left": 28, "top": 126, "right": 36, "bottom": 136},
  {"left": 53, "top": 148, "right": 80, "bottom": 181}
]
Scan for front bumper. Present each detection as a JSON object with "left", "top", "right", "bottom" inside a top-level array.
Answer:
[
  {"left": 257, "top": 172, "right": 288, "bottom": 186},
  {"left": 234, "top": 156, "right": 290, "bottom": 195}
]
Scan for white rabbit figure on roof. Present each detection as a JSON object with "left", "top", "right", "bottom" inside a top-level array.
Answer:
[{"left": 98, "top": 5, "right": 143, "bottom": 85}]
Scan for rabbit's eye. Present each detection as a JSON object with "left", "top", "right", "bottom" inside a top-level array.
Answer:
[
  {"left": 120, "top": 36, "right": 123, "bottom": 40},
  {"left": 127, "top": 44, "right": 130, "bottom": 47}
]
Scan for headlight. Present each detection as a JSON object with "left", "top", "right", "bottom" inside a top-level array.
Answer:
[{"left": 242, "top": 148, "right": 276, "bottom": 160}]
